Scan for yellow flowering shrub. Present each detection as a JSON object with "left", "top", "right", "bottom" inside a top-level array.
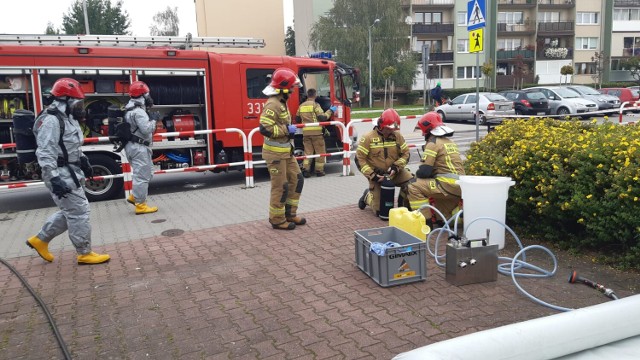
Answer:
[{"left": 466, "top": 118, "right": 640, "bottom": 269}]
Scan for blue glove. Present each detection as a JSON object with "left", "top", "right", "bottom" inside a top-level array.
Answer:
[
  {"left": 50, "top": 176, "right": 72, "bottom": 199},
  {"left": 329, "top": 106, "right": 338, "bottom": 113},
  {"left": 287, "top": 124, "right": 297, "bottom": 134}
]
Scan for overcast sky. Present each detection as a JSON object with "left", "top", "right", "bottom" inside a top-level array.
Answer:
[{"left": 0, "top": 0, "right": 293, "bottom": 36}]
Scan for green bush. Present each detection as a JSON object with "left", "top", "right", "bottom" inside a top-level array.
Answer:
[{"left": 465, "top": 118, "right": 640, "bottom": 269}]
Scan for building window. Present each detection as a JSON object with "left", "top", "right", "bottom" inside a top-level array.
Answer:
[
  {"left": 623, "top": 37, "right": 640, "bottom": 56},
  {"left": 614, "top": 8, "right": 640, "bottom": 21},
  {"left": 416, "top": 39, "right": 443, "bottom": 53},
  {"left": 575, "top": 63, "right": 596, "bottom": 75},
  {"left": 575, "top": 37, "right": 598, "bottom": 50},
  {"left": 497, "top": 38, "right": 523, "bottom": 51},
  {"left": 414, "top": 12, "right": 442, "bottom": 24},
  {"left": 610, "top": 59, "right": 623, "bottom": 71},
  {"left": 576, "top": 12, "right": 598, "bottom": 25},
  {"left": 457, "top": 11, "right": 467, "bottom": 26},
  {"left": 537, "top": 12, "right": 560, "bottom": 23},
  {"left": 457, "top": 66, "right": 479, "bottom": 79},
  {"left": 498, "top": 11, "right": 524, "bottom": 24},
  {"left": 457, "top": 39, "right": 469, "bottom": 53}
]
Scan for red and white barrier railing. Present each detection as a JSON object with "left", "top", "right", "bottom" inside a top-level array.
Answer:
[
  {"left": 0, "top": 143, "right": 16, "bottom": 150},
  {"left": 246, "top": 121, "right": 347, "bottom": 188}
]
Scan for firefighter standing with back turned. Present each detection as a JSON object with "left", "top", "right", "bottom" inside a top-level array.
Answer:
[
  {"left": 295, "top": 88, "right": 337, "bottom": 177},
  {"left": 356, "top": 109, "right": 413, "bottom": 217},
  {"left": 124, "top": 80, "right": 159, "bottom": 214},
  {"left": 407, "top": 111, "right": 464, "bottom": 226},
  {"left": 259, "top": 68, "right": 307, "bottom": 230},
  {"left": 26, "top": 78, "right": 110, "bottom": 265}
]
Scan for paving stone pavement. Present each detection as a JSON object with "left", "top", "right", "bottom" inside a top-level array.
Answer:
[{"left": 0, "top": 171, "right": 638, "bottom": 359}]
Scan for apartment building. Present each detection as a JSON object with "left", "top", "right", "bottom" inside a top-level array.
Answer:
[
  {"left": 401, "top": 0, "right": 637, "bottom": 91},
  {"left": 194, "top": 0, "right": 285, "bottom": 55}
]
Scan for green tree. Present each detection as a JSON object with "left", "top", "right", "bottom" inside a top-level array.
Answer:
[
  {"left": 591, "top": 51, "right": 608, "bottom": 89},
  {"left": 561, "top": 65, "right": 574, "bottom": 85},
  {"left": 309, "top": 0, "right": 417, "bottom": 96},
  {"left": 622, "top": 56, "right": 640, "bottom": 85},
  {"left": 285, "top": 26, "right": 296, "bottom": 56},
  {"left": 45, "top": 22, "right": 59, "bottom": 35},
  {"left": 481, "top": 59, "right": 494, "bottom": 91},
  {"left": 61, "top": 0, "right": 131, "bottom": 35},
  {"left": 150, "top": 6, "right": 179, "bottom": 36}
]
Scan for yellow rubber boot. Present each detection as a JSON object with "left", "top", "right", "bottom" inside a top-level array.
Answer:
[
  {"left": 77, "top": 252, "right": 111, "bottom": 265},
  {"left": 126, "top": 194, "right": 136, "bottom": 205},
  {"left": 26, "top": 236, "right": 53, "bottom": 262},
  {"left": 135, "top": 202, "right": 158, "bottom": 215}
]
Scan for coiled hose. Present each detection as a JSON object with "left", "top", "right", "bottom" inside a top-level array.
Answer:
[{"left": 419, "top": 204, "right": 573, "bottom": 312}]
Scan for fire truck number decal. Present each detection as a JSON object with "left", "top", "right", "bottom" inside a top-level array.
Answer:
[{"left": 247, "top": 102, "right": 264, "bottom": 115}]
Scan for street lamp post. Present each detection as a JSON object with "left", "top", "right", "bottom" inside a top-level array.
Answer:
[{"left": 368, "top": 18, "right": 380, "bottom": 108}]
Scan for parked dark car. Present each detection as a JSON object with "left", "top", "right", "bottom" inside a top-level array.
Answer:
[{"left": 499, "top": 90, "right": 550, "bottom": 116}]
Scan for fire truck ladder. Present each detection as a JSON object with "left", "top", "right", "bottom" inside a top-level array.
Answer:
[{"left": 0, "top": 34, "right": 265, "bottom": 49}]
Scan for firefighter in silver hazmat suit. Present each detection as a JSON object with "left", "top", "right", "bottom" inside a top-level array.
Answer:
[
  {"left": 26, "top": 78, "right": 110, "bottom": 265},
  {"left": 124, "top": 80, "right": 158, "bottom": 214}
]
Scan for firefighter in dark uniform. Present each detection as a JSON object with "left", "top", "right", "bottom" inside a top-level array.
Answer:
[
  {"left": 295, "top": 88, "right": 337, "bottom": 177},
  {"left": 356, "top": 109, "right": 413, "bottom": 215},
  {"left": 407, "top": 111, "right": 464, "bottom": 223},
  {"left": 26, "top": 78, "right": 110, "bottom": 265},
  {"left": 259, "top": 68, "right": 306, "bottom": 230}
]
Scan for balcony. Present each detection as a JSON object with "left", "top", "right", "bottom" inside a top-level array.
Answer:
[
  {"left": 497, "top": 49, "right": 535, "bottom": 60},
  {"left": 614, "top": 0, "right": 640, "bottom": 7},
  {"left": 401, "top": 0, "right": 455, "bottom": 7},
  {"left": 497, "top": 0, "right": 537, "bottom": 8},
  {"left": 412, "top": 23, "right": 454, "bottom": 35},
  {"left": 537, "top": 0, "right": 575, "bottom": 8},
  {"left": 496, "top": 74, "right": 535, "bottom": 89},
  {"left": 536, "top": 47, "right": 573, "bottom": 60},
  {"left": 497, "top": 21, "right": 536, "bottom": 34},
  {"left": 537, "top": 21, "right": 574, "bottom": 35},
  {"left": 412, "top": 51, "right": 454, "bottom": 63}
]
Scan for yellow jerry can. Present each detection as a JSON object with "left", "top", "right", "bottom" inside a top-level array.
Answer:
[{"left": 389, "top": 207, "right": 430, "bottom": 242}]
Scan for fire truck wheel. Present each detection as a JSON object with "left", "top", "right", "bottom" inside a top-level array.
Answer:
[{"left": 84, "top": 154, "right": 123, "bottom": 202}]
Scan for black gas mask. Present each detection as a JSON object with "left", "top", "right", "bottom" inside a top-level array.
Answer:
[
  {"left": 67, "top": 98, "right": 86, "bottom": 120},
  {"left": 143, "top": 93, "right": 154, "bottom": 108}
]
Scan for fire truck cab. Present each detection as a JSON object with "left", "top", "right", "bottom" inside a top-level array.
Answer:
[{"left": 0, "top": 35, "right": 360, "bottom": 201}]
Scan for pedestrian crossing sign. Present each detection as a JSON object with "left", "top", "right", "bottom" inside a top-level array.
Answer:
[
  {"left": 467, "top": 0, "right": 486, "bottom": 31},
  {"left": 469, "top": 28, "right": 483, "bottom": 53}
]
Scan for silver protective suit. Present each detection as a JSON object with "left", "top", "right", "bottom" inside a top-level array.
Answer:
[
  {"left": 123, "top": 97, "right": 156, "bottom": 203},
  {"left": 33, "top": 100, "right": 91, "bottom": 254}
]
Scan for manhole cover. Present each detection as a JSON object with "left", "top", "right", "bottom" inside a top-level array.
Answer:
[
  {"left": 151, "top": 219, "right": 166, "bottom": 224},
  {"left": 161, "top": 229, "right": 184, "bottom": 237}
]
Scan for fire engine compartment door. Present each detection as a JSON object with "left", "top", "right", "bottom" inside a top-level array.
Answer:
[{"left": 240, "top": 65, "right": 278, "bottom": 131}]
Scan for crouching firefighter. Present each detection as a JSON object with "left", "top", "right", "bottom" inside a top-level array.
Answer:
[
  {"left": 259, "top": 67, "right": 307, "bottom": 230},
  {"left": 356, "top": 109, "right": 413, "bottom": 219},
  {"left": 26, "top": 78, "right": 110, "bottom": 265},
  {"left": 407, "top": 111, "right": 464, "bottom": 226},
  {"left": 123, "top": 80, "right": 159, "bottom": 215}
]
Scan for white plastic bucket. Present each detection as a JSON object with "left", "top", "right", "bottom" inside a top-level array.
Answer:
[{"left": 456, "top": 176, "right": 515, "bottom": 249}]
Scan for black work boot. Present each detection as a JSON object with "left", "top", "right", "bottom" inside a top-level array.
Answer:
[
  {"left": 315, "top": 171, "right": 325, "bottom": 177},
  {"left": 272, "top": 221, "right": 296, "bottom": 230},
  {"left": 286, "top": 216, "right": 307, "bottom": 225},
  {"left": 358, "top": 189, "right": 369, "bottom": 210},
  {"left": 302, "top": 170, "right": 311, "bottom": 178}
]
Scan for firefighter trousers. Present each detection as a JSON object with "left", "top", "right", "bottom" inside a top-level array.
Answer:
[
  {"left": 407, "top": 178, "right": 461, "bottom": 222},
  {"left": 267, "top": 157, "right": 304, "bottom": 225},
  {"left": 302, "top": 135, "right": 326, "bottom": 173}
]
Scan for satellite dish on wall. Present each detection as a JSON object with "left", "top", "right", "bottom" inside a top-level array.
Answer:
[{"left": 405, "top": 16, "right": 413, "bottom": 25}]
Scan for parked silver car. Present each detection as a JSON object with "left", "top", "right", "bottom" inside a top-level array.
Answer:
[
  {"left": 526, "top": 86, "right": 598, "bottom": 117},
  {"left": 435, "top": 92, "right": 514, "bottom": 124},
  {"left": 566, "top": 85, "right": 621, "bottom": 113}
]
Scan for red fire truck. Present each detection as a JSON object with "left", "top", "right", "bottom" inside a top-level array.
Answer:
[{"left": 0, "top": 35, "right": 360, "bottom": 201}]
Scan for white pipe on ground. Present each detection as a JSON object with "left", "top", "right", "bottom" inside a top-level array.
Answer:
[{"left": 393, "top": 294, "right": 640, "bottom": 360}]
